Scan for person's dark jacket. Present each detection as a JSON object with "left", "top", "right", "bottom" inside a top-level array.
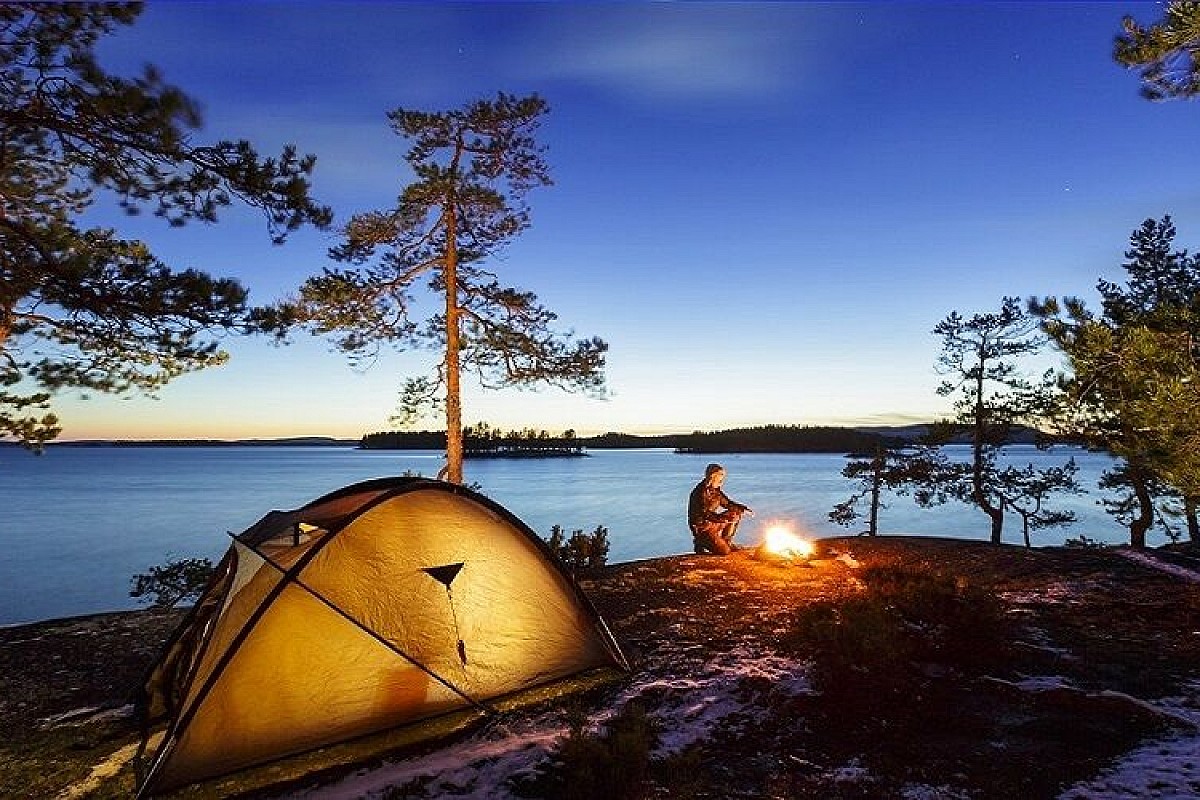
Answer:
[{"left": 688, "top": 480, "right": 745, "bottom": 529}]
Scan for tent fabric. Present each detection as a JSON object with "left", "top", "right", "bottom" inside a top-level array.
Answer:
[{"left": 136, "top": 477, "right": 627, "bottom": 796}]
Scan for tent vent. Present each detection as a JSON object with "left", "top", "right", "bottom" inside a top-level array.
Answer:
[{"left": 425, "top": 562, "right": 468, "bottom": 665}]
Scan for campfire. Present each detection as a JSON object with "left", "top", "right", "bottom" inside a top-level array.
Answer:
[{"left": 755, "top": 523, "right": 814, "bottom": 563}]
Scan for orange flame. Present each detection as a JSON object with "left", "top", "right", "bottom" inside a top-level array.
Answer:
[{"left": 762, "top": 525, "right": 813, "bottom": 558}]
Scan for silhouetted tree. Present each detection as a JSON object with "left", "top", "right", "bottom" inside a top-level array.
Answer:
[
  {"left": 1115, "top": 1, "right": 1200, "bottom": 100},
  {"left": 280, "top": 93, "right": 605, "bottom": 483},
  {"left": 998, "top": 459, "right": 1082, "bottom": 548},
  {"left": 130, "top": 557, "right": 215, "bottom": 608},
  {"left": 0, "top": 5, "right": 330, "bottom": 451},
  {"left": 929, "top": 298, "right": 1046, "bottom": 544},
  {"left": 829, "top": 444, "right": 937, "bottom": 536}
]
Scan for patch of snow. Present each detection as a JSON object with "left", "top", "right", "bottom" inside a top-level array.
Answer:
[
  {"left": 39, "top": 704, "right": 133, "bottom": 728},
  {"left": 1150, "top": 681, "right": 1200, "bottom": 729},
  {"left": 999, "top": 581, "right": 1086, "bottom": 605},
  {"left": 1058, "top": 734, "right": 1200, "bottom": 800},
  {"left": 901, "top": 782, "right": 971, "bottom": 800},
  {"left": 1115, "top": 549, "right": 1200, "bottom": 584},
  {"left": 826, "top": 759, "right": 873, "bottom": 784},
  {"left": 295, "top": 647, "right": 812, "bottom": 799},
  {"left": 1012, "top": 675, "right": 1076, "bottom": 692},
  {"left": 835, "top": 552, "right": 861, "bottom": 569},
  {"left": 614, "top": 644, "right": 811, "bottom": 756},
  {"left": 1057, "top": 682, "right": 1200, "bottom": 800},
  {"left": 294, "top": 719, "right": 566, "bottom": 800}
]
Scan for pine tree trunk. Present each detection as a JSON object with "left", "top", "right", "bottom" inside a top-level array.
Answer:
[
  {"left": 868, "top": 481, "right": 880, "bottom": 536},
  {"left": 986, "top": 505, "right": 1003, "bottom": 545},
  {"left": 1129, "top": 465, "right": 1153, "bottom": 550},
  {"left": 1186, "top": 495, "right": 1200, "bottom": 543},
  {"left": 868, "top": 450, "right": 882, "bottom": 536},
  {"left": 443, "top": 201, "right": 463, "bottom": 485},
  {"left": 972, "top": 366, "right": 1004, "bottom": 544}
]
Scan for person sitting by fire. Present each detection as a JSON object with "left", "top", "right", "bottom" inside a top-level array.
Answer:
[{"left": 688, "top": 463, "right": 753, "bottom": 555}]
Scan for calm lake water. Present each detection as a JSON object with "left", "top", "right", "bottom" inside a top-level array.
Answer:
[{"left": 0, "top": 444, "right": 1145, "bottom": 625}]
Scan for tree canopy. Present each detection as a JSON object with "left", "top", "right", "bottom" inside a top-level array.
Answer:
[
  {"left": 282, "top": 92, "right": 606, "bottom": 483},
  {"left": 1115, "top": 1, "right": 1200, "bottom": 100},
  {"left": 1, "top": 3, "right": 331, "bottom": 450},
  {"left": 1034, "top": 217, "right": 1200, "bottom": 546}
]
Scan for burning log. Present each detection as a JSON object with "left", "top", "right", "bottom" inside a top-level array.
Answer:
[{"left": 753, "top": 524, "right": 814, "bottom": 565}]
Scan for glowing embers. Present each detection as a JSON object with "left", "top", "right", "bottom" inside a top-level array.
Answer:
[{"left": 755, "top": 523, "right": 814, "bottom": 564}]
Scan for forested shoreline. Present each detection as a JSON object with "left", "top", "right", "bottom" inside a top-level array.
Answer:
[{"left": 357, "top": 423, "right": 1042, "bottom": 454}]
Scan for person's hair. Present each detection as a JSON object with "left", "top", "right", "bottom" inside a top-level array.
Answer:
[{"left": 705, "top": 463, "right": 724, "bottom": 477}]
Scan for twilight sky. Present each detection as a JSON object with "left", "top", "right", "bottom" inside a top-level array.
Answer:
[{"left": 59, "top": 1, "right": 1200, "bottom": 439}]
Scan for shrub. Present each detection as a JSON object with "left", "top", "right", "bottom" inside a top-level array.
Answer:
[
  {"left": 130, "top": 557, "right": 215, "bottom": 608},
  {"left": 784, "top": 565, "right": 1009, "bottom": 700},
  {"left": 1063, "top": 535, "right": 1107, "bottom": 548},
  {"left": 546, "top": 525, "right": 610, "bottom": 571},
  {"left": 511, "top": 703, "right": 657, "bottom": 800}
]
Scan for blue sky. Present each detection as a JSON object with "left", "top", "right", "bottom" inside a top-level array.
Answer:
[{"left": 59, "top": 1, "right": 1200, "bottom": 439}]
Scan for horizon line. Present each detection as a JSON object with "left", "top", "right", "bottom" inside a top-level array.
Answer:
[{"left": 31, "top": 420, "right": 952, "bottom": 445}]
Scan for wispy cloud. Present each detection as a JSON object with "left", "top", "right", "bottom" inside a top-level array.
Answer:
[
  {"left": 106, "top": 4, "right": 876, "bottom": 112},
  {"left": 506, "top": 5, "right": 845, "bottom": 103}
]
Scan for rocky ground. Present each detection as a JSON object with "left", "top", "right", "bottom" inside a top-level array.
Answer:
[{"left": 2, "top": 536, "right": 1200, "bottom": 799}]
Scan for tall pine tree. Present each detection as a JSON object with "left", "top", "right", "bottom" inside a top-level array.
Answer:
[
  {"left": 929, "top": 298, "right": 1045, "bottom": 544},
  {"left": 1034, "top": 217, "right": 1200, "bottom": 547},
  {"left": 280, "top": 93, "right": 606, "bottom": 483}
]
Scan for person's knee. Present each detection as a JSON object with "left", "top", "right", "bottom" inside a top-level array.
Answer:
[{"left": 712, "top": 538, "right": 732, "bottom": 555}]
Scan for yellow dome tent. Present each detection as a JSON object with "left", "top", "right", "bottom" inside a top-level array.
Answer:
[{"left": 134, "top": 477, "right": 627, "bottom": 796}]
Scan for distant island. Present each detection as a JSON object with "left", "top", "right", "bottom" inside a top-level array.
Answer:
[{"left": 361, "top": 426, "right": 588, "bottom": 459}]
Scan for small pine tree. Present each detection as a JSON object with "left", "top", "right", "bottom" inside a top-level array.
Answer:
[
  {"left": 544, "top": 524, "right": 610, "bottom": 571},
  {"left": 566, "top": 529, "right": 591, "bottom": 569},
  {"left": 586, "top": 525, "right": 610, "bottom": 568},
  {"left": 997, "top": 459, "right": 1082, "bottom": 548},
  {"left": 130, "top": 557, "right": 215, "bottom": 608},
  {"left": 548, "top": 524, "right": 567, "bottom": 557},
  {"left": 280, "top": 93, "right": 606, "bottom": 484},
  {"left": 829, "top": 444, "right": 936, "bottom": 536}
]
